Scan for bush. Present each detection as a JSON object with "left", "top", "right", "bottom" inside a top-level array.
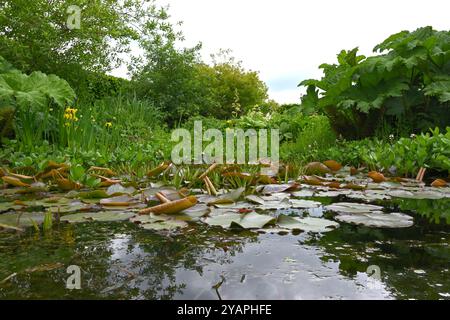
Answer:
[
  {"left": 318, "top": 127, "right": 450, "bottom": 176},
  {"left": 299, "top": 27, "right": 450, "bottom": 139},
  {"left": 279, "top": 114, "right": 337, "bottom": 164}
]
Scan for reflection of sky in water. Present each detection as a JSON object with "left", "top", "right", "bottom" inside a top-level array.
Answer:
[
  {"left": 1, "top": 201, "right": 448, "bottom": 300},
  {"left": 106, "top": 233, "right": 393, "bottom": 299}
]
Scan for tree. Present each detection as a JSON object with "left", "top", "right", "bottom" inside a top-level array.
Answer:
[
  {"left": 0, "top": 0, "right": 175, "bottom": 89},
  {"left": 134, "top": 47, "right": 269, "bottom": 124},
  {"left": 132, "top": 41, "right": 208, "bottom": 125}
]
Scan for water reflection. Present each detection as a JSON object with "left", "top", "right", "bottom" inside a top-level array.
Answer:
[{"left": 0, "top": 197, "right": 449, "bottom": 299}]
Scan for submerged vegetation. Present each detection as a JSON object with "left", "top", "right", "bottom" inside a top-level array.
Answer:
[{"left": 0, "top": 0, "right": 449, "bottom": 300}]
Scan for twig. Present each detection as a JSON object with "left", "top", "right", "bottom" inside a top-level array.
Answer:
[
  {"left": 0, "top": 272, "right": 17, "bottom": 284},
  {"left": 204, "top": 176, "right": 217, "bottom": 196},
  {"left": 416, "top": 167, "right": 426, "bottom": 181},
  {"left": 155, "top": 192, "right": 171, "bottom": 203},
  {"left": 199, "top": 163, "right": 218, "bottom": 180}
]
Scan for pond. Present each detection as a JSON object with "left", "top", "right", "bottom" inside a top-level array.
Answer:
[{"left": 0, "top": 196, "right": 449, "bottom": 300}]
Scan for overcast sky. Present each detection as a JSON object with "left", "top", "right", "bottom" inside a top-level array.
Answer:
[{"left": 155, "top": 0, "right": 450, "bottom": 104}]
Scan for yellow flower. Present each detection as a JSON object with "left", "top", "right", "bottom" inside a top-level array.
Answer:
[
  {"left": 105, "top": 122, "right": 112, "bottom": 128},
  {"left": 64, "top": 107, "right": 79, "bottom": 122}
]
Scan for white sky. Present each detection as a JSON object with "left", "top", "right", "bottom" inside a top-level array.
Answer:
[{"left": 146, "top": 0, "right": 450, "bottom": 104}]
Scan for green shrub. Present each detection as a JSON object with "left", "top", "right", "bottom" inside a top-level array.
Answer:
[
  {"left": 319, "top": 127, "right": 450, "bottom": 176},
  {"left": 280, "top": 114, "right": 337, "bottom": 164},
  {"left": 299, "top": 27, "right": 450, "bottom": 139}
]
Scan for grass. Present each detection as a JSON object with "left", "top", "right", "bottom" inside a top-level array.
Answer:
[{"left": 2, "top": 94, "right": 450, "bottom": 181}]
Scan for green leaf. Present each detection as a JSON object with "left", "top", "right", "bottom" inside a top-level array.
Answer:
[
  {"left": 424, "top": 79, "right": 450, "bottom": 103},
  {"left": 230, "top": 212, "right": 276, "bottom": 229},
  {"left": 335, "top": 212, "right": 413, "bottom": 228},
  {"left": 277, "top": 214, "right": 339, "bottom": 233}
]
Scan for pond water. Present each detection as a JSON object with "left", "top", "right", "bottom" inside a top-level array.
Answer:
[{"left": 1, "top": 197, "right": 449, "bottom": 300}]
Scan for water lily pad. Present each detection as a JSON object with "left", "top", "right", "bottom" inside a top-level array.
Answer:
[
  {"left": 325, "top": 202, "right": 384, "bottom": 214},
  {"left": 60, "top": 212, "right": 89, "bottom": 223},
  {"left": 61, "top": 211, "right": 135, "bottom": 223},
  {"left": 78, "top": 190, "right": 110, "bottom": 199},
  {"left": 291, "top": 190, "right": 315, "bottom": 198},
  {"left": 245, "top": 195, "right": 266, "bottom": 205},
  {"left": 391, "top": 190, "right": 445, "bottom": 200},
  {"left": 256, "top": 198, "right": 291, "bottom": 210},
  {"left": 179, "top": 204, "right": 210, "bottom": 217},
  {"left": 277, "top": 214, "right": 339, "bottom": 233},
  {"left": 106, "top": 184, "right": 136, "bottom": 196},
  {"left": 0, "top": 212, "right": 46, "bottom": 227},
  {"left": 289, "top": 199, "right": 321, "bottom": 209},
  {"left": 346, "top": 191, "right": 391, "bottom": 201},
  {"left": 207, "top": 187, "right": 245, "bottom": 205},
  {"left": 256, "top": 184, "right": 299, "bottom": 195},
  {"left": 334, "top": 212, "right": 413, "bottom": 228},
  {"left": 100, "top": 195, "right": 136, "bottom": 206},
  {"left": 314, "top": 190, "right": 349, "bottom": 197},
  {"left": 212, "top": 202, "right": 254, "bottom": 211},
  {"left": 203, "top": 213, "right": 242, "bottom": 228},
  {"left": 140, "top": 219, "right": 188, "bottom": 231},
  {"left": 130, "top": 214, "right": 166, "bottom": 224},
  {"left": 84, "top": 211, "right": 135, "bottom": 222},
  {"left": 230, "top": 212, "right": 276, "bottom": 229},
  {"left": 0, "top": 202, "right": 25, "bottom": 212}
]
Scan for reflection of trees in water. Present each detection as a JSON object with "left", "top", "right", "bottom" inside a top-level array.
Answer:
[
  {"left": 122, "top": 225, "right": 258, "bottom": 299},
  {"left": 74, "top": 223, "right": 258, "bottom": 299},
  {"left": 0, "top": 221, "right": 258, "bottom": 299},
  {"left": 305, "top": 219, "right": 450, "bottom": 299},
  {"left": 390, "top": 198, "right": 450, "bottom": 225}
]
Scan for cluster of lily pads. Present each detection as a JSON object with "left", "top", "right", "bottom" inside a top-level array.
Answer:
[{"left": 0, "top": 160, "right": 449, "bottom": 234}]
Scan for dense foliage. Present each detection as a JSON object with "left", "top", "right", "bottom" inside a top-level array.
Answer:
[
  {"left": 320, "top": 127, "right": 450, "bottom": 176},
  {"left": 134, "top": 47, "right": 269, "bottom": 124},
  {"left": 299, "top": 27, "right": 450, "bottom": 139}
]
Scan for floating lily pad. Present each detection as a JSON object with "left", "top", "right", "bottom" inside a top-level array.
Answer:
[
  {"left": 289, "top": 199, "right": 321, "bottom": 209},
  {"left": 334, "top": 211, "right": 413, "bottom": 228},
  {"left": 78, "top": 190, "right": 110, "bottom": 199},
  {"left": 325, "top": 202, "right": 384, "bottom": 214},
  {"left": 203, "top": 213, "right": 243, "bottom": 228},
  {"left": 140, "top": 219, "right": 188, "bottom": 231},
  {"left": 130, "top": 214, "right": 164, "bottom": 224},
  {"left": 314, "top": 190, "right": 349, "bottom": 197},
  {"left": 61, "top": 211, "right": 135, "bottom": 223},
  {"left": 245, "top": 195, "right": 266, "bottom": 205},
  {"left": 0, "top": 202, "right": 25, "bottom": 212},
  {"left": 256, "top": 198, "right": 291, "bottom": 210},
  {"left": 390, "top": 189, "right": 445, "bottom": 200},
  {"left": 179, "top": 204, "right": 210, "bottom": 218},
  {"left": 207, "top": 187, "right": 245, "bottom": 205},
  {"left": 277, "top": 214, "right": 339, "bottom": 233},
  {"left": 60, "top": 212, "right": 89, "bottom": 223},
  {"left": 230, "top": 212, "right": 276, "bottom": 229},
  {"left": 346, "top": 191, "right": 391, "bottom": 201},
  {"left": 256, "top": 184, "right": 298, "bottom": 195},
  {"left": 106, "top": 184, "right": 136, "bottom": 196},
  {"left": 291, "top": 190, "right": 315, "bottom": 198},
  {"left": 84, "top": 211, "right": 135, "bottom": 222},
  {"left": 100, "top": 195, "right": 136, "bottom": 206},
  {"left": 213, "top": 202, "right": 254, "bottom": 210},
  {"left": 0, "top": 212, "right": 46, "bottom": 228}
]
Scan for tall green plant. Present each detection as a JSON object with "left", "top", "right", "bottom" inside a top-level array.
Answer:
[
  {"left": 299, "top": 27, "right": 450, "bottom": 139},
  {"left": 0, "top": 66, "right": 76, "bottom": 148}
]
